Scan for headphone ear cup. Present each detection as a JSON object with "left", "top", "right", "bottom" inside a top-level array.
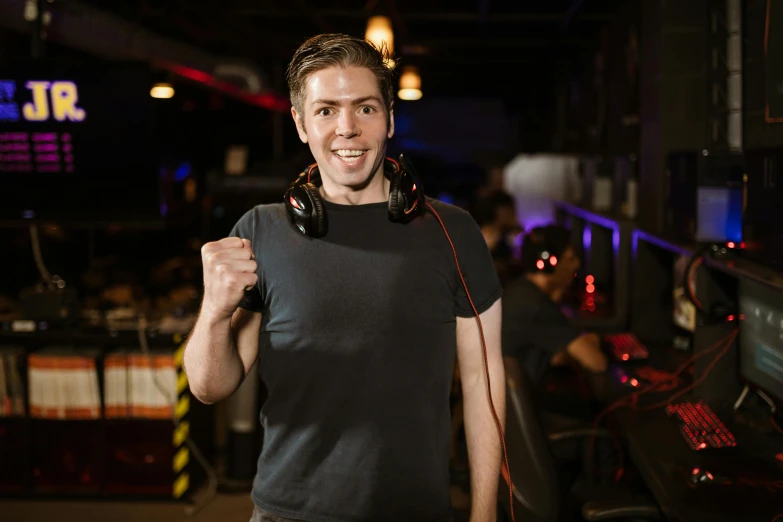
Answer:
[
  {"left": 388, "top": 168, "right": 404, "bottom": 222},
  {"left": 300, "top": 183, "right": 327, "bottom": 237}
]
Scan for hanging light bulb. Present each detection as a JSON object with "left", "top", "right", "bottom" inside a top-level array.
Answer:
[
  {"left": 365, "top": 16, "right": 395, "bottom": 68},
  {"left": 150, "top": 82, "right": 175, "bottom": 99},
  {"left": 398, "top": 66, "right": 422, "bottom": 101}
]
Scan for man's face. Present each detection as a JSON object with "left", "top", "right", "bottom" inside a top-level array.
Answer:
[
  {"left": 552, "top": 246, "right": 580, "bottom": 290},
  {"left": 291, "top": 65, "right": 394, "bottom": 194},
  {"left": 496, "top": 206, "right": 522, "bottom": 235}
]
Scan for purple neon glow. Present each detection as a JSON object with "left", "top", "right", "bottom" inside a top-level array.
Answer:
[
  {"left": 0, "top": 132, "right": 28, "bottom": 141},
  {"left": 32, "top": 132, "right": 57, "bottom": 142},
  {"left": 34, "top": 143, "right": 58, "bottom": 153},
  {"left": 0, "top": 143, "right": 29, "bottom": 152},
  {"left": 0, "top": 153, "right": 30, "bottom": 162},
  {"left": 632, "top": 228, "right": 693, "bottom": 257},
  {"left": 35, "top": 153, "right": 59, "bottom": 163},
  {"left": 583, "top": 225, "right": 592, "bottom": 252}
]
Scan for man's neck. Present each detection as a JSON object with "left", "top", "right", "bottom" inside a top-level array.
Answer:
[
  {"left": 525, "top": 273, "right": 553, "bottom": 299},
  {"left": 320, "top": 169, "right": 390, "bottom": 206},
  {"left": 481, "top": 226, "right": 501, "bottom": 251}
]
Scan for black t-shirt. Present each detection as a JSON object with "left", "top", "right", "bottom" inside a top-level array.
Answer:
[
  {"left": 501, "top": 278, "right": 582, "bottom": 384},
  {"left": 229, "top": 197, "right": 501, "bottom": 522}
]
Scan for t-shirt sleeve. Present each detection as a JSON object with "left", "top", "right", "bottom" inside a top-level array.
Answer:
[
  {"left": 450, "top": 210, "right": 503, "bottom": 317},
  {"left": 228, "top": 207, "right": 264, "bottom": 313}
]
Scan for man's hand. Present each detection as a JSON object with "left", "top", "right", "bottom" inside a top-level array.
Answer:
[{"left": 201, "top": 237, "right": 257, "bottom": 319}]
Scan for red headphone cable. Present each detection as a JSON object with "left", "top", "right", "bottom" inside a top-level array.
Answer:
[{"left": 426, "top": 202, "right": 515, "bottom": 522}]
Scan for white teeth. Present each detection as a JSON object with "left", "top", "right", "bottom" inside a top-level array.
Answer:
[{"left": 335, "top": 149, "right": 365, "bottom": 157}]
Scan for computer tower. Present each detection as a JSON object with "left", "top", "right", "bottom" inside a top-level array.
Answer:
[
  {"left": 666, "top": 150, "right": 745, "bottom": 243},
  {"left": 743, "top": 148, "right": 783, "bottom": 271}
]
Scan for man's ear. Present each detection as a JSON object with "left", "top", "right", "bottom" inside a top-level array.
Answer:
[
  {"left": 387, "top": 108, "right": 395, "bottom": 139},
  {"left": 291, "top": 106, "right": 308, "bottom": 143}
]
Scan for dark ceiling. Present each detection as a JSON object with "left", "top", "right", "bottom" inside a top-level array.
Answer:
[{"left": 71, "top": 0, "right": 629, "bottom": 98}]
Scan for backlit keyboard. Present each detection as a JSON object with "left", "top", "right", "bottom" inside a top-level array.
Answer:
[
  {"left": 666, "top": 400, "right": 737, "bottom": 451},
  {"left": 605, "top": 333, "right": 649, "bottom": 361}
]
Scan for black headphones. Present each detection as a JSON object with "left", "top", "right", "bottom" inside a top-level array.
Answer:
[
  {"left": 520, "top": 225, "right": 571, "bottom": 274},
  {"left": 283, "top": 154, "right": 425, "bottom": 238}
]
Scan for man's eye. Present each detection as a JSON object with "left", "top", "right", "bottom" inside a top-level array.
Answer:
[
  {"left": 361, "top": 106, "right": 375, "bottom": 114},
  {"left": 318, "top": 108, "right": 331, "bottom": 116}
]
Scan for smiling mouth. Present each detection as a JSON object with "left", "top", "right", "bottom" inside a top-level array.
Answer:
[{"left": 333, "top": 149, "right": 367, "bottom": 163}]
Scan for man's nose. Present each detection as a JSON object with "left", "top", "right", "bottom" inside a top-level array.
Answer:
[{"left": 336, "top": 111, "right": 359, "bottom": 138}]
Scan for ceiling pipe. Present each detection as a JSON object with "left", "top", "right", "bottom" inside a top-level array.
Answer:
[{"left": 0, "top": 0, "right": 290, "bottom": 112}]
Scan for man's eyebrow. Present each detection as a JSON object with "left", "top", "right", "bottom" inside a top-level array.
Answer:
[
  {"left": 311, "top": 96, "right": 383, "bottom": 107},
  {"left": 311, "top": 98, "right": 338, "bottom": 106},
  {"left": 352, "top": 96, "right": 383, "bottom": 105}
]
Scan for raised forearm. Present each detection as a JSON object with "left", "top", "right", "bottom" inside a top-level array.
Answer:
[
  {"left": 183, "top": 311, "right": 244, "bottom": 405},
  {"left": 462, "top": 355, "right": 506, "bottom": 522}
]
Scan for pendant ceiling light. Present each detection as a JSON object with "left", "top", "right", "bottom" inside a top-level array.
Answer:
[
  {"left": 365, "top": 16, "right": 395, "bottom": 68},
  {"left": 398, "top": 66, "right": 422, "bottom": 101}
]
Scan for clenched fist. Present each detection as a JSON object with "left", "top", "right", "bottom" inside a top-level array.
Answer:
[{"left": 200, "top": 237, "right": 258, "bottom": 319}]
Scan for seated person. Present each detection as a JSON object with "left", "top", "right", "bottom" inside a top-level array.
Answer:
[
  {"left": 470, "top": 190, "right": 524, "bottom": 286},
  {"left": 502, "top": 225, "right": 608, "bottom": 387}
]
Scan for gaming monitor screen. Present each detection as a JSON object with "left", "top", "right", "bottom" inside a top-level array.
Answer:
[
  {"left": 0, "top": 60, "right": 161, "bottom": 226},
  {"left": 739, "top": 277, "right": 783, "bottom": 403},
  {"left": 696, "top": 186, "right": 743, "bottom": 243}
]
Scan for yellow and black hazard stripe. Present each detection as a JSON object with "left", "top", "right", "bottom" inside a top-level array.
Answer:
[{"left": 172, "top": 333, "right": 190, "bottom": 500}]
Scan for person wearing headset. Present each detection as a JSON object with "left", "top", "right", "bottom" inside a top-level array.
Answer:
[
  {"left": 501, "top": 225, "right": 608, "bottom": 386},
  {"left": 183, "top": 34, "right": 506, "bottom": 522}
]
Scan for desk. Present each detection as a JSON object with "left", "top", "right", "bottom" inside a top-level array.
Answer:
[
  {"left": 615, "top": 405, "right": 783, "bottom": 522},
  {"left": 585, "top": 348, "right": 783, "bottom": 522}
]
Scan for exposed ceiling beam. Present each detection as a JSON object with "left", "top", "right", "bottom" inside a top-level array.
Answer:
[
  {"left": 287, "top": 0, "right": 334, "bottom": 33},
  {"left": 401, "top": 56, "right": 571, "bottom": 65},
  {"left": 400, "top": 37, "right": 580, "bottom": 49},
  {"left": 382, "top": 0, "right": 409, "bottom": 41},
  {"left": 0, "top": 0, "right": 291, "bottom": 111},
  {"left": 229, "top": 8, "right": 612, "bottom": 23}
]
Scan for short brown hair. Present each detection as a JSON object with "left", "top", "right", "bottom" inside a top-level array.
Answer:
[{"left": 286, "top": 33, "right": 396, "bottom": 119}]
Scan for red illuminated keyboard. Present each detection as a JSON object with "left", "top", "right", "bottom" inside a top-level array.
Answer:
[
  {"left": 666, "top": 400, "right": 737, "bottom": 451},
  {"left": 605, "top": 333, "right": 649, "bottom": 361}
]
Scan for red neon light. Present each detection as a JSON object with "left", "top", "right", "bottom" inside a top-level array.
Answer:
[{"left": 162, "top": 63, "right": 291, "bottom": 112}]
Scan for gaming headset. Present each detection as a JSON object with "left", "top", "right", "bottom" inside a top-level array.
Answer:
[
  {"left": 284, "top": 154, "right": 426, "bottom": 238},
  {"left": 281, "top": 153, "right": 518, "bottom": 521},
  {"left": 520, "top": 225, "right": 571, "bottom": 274}
]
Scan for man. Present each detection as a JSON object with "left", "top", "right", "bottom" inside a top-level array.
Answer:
[
  {"left": 501, "top": 225, "right": 607, "bottom": 386},
  {"left": 183, "top": 34, "right": 505, "bottom": 522},
  {"left": 470, "top": 190, "right": 524, "bottom": 286}
]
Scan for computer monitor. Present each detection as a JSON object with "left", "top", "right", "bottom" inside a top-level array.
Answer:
[
  {"left": 738, "top": 277, "right": 783, "bottom": 403},
  {"left": 0, "top": 60, "right": 161, "bottom": 227},
  {"left": 576, "top": 222, "right": 615, "bottom": 316},
  {"left": 696, "top": 186, "right": 743, "bottom": 243}
]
